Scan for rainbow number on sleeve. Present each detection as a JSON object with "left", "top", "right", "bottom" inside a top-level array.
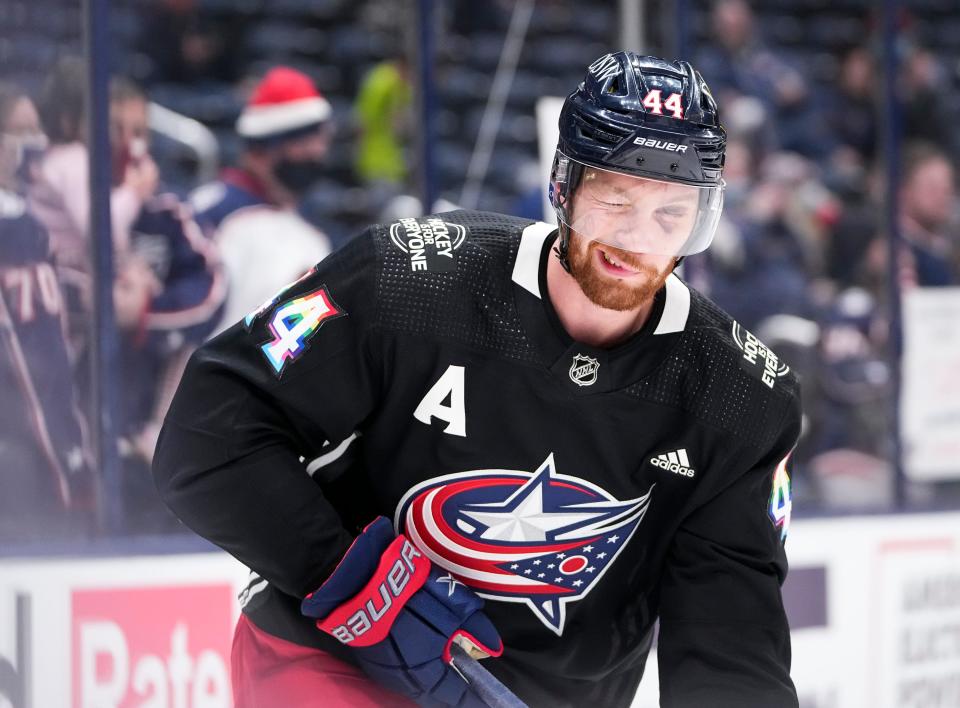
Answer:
[
  {"left": 260, "top": 287, "right": 343, "bottom": 375},
  {"left": 768, "top": 453, "right": 793, "bottom": 542}
]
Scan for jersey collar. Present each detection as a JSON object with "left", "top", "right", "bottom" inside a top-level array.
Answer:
[
  {"left": 511, "top": 221, "right": 690, "bottom": 393},
  {"left": 511, "top": 221, "right": 691, "bottom": 335}
]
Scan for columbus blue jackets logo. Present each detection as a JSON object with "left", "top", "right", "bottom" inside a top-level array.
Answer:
[{"left": 395, "top": 454, "right": 654, "bottom": 635}]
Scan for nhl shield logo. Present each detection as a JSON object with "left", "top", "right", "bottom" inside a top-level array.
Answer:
[
  {"left": 394, "top": 454, "right": 654, "bottom": 635},
  {"left": 569, "top": 353, "right": 599, "bottom": 387}
]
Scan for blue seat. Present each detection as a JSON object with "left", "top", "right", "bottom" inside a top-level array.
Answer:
[
  {"left": 3, "top": 35, "right": 59, "bottom": 71},
  {"left": 151, "top": 82, "right": 241, "bottom": 126},
  {"left": 328, "top": 27, "right": 391, "bottom": 65},
  {"left": 438, "top": 66, "right": 490, "bottom": 106},
  {"left": 808, "top": 15, "right": 865, "bottom": 48},
  {"left": 270, "top": 0, "right": 349, "bottom": 21},
  {"left": 247, "top": 22, "right": 328, "bottom": 59}
]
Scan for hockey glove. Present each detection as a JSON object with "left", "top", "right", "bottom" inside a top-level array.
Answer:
[{"left": 302, "top": 517, "right": 503, "bottom": 708}]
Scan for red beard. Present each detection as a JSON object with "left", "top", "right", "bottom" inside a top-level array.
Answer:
[{"left": 568, "top": 239, "right": 672, "bottom": 312}]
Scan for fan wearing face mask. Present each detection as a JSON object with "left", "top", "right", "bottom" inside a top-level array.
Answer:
[
  {"left": 189, "top": 67, "right": 335, "bottom": 334},
  {"left": 0, "top": 82, "right": 92, "bottom": 541}
]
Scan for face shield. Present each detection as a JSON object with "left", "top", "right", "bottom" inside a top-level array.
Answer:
[{"left": 553, "top": 152, "right": 724, "bottom": 258}]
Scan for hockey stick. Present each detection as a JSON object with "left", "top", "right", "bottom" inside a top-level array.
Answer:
[{"left": 449, "top": 642, "right": 528, "bottom": 708}]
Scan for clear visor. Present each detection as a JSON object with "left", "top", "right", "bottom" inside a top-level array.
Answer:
[{"left": 554, "top": 153, "right": 724, "bottom": 257}]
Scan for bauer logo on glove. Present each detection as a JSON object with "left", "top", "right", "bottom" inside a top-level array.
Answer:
[
  {"left": 316, "top": 536, "right": 430, "bottom": 645},
  {"left": 302, "top": 517, "right": 503, "bottom": 707}
]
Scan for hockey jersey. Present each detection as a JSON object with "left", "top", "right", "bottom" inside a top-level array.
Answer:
[
  {"left": 190, "top": 168, "right": 331, "bottom": 333},
  {"left": 155, "top": 210, "right": 801, "bottom": 708},
  {"left": 0, "top": 188, "right": 89, "bottom": 510},
  {"left": 114, "top": 194, "right": 227, "bottom": 440}
]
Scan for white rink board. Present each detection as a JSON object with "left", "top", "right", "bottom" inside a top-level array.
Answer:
[
  {"left": 633, "top": 511, "right": 960, "bottom": 708},
  {"left": 0, "top": 553, "right": 249, "bottom": 708},
  {"left": 1, "top": 512, "right": 959, "bottom": 707},
  {"left": 902, "top": 288, "right": 960, "bottom": 481}
]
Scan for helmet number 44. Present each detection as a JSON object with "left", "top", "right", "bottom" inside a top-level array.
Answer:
[{"left": 641, "top": 90, "right": 684, "bottom": 119}]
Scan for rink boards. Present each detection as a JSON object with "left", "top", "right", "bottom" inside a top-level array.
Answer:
[{"left": 1, "top": 512, "right": 959, "bottom": 708}]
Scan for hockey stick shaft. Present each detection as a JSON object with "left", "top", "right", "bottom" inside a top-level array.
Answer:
[{"left": 449, "top": 643, "right": 528, "bottom": 708}]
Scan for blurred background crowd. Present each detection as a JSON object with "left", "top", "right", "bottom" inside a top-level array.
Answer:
[{"left": 1, "top": 0, "right": 959, "bottom": 543}]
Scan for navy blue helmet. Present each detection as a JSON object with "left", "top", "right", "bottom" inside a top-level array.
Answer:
[{"left": 550, "top": 52, "right": 727, "bottom": 267}]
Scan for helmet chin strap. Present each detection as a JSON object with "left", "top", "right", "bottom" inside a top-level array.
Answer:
[{"left": 554, "top": 223, "right": 572, "bottom": 273}]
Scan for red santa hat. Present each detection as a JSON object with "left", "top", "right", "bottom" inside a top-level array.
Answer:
[{"left": 236, "top": 67, "right": 332, "bottom": 141}]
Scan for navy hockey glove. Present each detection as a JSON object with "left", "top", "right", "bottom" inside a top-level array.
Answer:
[{"left": 302, "top": 517, "right": 503, "bottom": 708}]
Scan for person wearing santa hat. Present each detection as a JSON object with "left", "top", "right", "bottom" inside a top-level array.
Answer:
[{"left": 190, "top": 66, "right": 334, "bottom": 334}]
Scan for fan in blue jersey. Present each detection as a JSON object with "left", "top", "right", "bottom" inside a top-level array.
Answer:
[
  {"left": 101, "top": 80, "right": 228, "bottom": 531},
  {"left": 156, "top": 53, "right": 801, "bottom": 708},
  {"left": 0, "top": 83, "right": 92, "bottom": 541}
]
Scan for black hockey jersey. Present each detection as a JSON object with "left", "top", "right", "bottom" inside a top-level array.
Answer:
[{"left": 155, "top": 210, "right": 801, "bottom": 708}]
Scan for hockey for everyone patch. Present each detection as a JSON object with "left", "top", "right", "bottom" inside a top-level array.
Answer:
[
  {"left": 257, "top": 285, "right": 345, "bottom": 375},
  {"left": 732, "top": 321, "right": 790, "bottom": 389},
  {"left": 388, "top": 217, "right": 468, "bottom": 273},
  {"left": 394, "top": 454, "right": 654, "bottom": 636}
]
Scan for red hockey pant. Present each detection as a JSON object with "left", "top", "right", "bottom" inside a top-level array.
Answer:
[{"left": 230, "top": 614, "right": 418, "bottom": 708}]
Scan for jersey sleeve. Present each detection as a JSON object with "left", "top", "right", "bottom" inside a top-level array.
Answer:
[
  {"left": 656, "top": 392, "right": 801, "bottom": 708},
  {"left": 135, "top": 196, "right": 227, "bottom": 349},
  {"left": 153, "top": 228, "right": 381, "bottom": 598}
]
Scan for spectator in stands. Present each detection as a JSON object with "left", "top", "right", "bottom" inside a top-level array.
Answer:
[
  {"left": 819, "top": 46, "right": 878, "bottom": 230},
  {"left": 190, "top": 67, "right": 333, "bottom": 333},
  {"left": 353, "top": 54, "right": 412, "bottom": 187},
  {"left": 822, "top": 163, "right": 883, "bottom": 288},
  {"left": 0, "top": 83, "right": 92, "bottom": 540},
  {"left": 695, "top": 0, "right": 827, "bottom": 159},
  {"left": 136, "top": 0, "right": 244, "bottom": 87},
  {"left": 32, "top": 58, "right": 158, "bottom": 261},
  {"left": 805, "top": 288, "right": 894, "bottom": 510},
  {"left": 103, "top": 78, "right": 227, "bottom": 531},
  {"left": 31, "top": 64, "right": 226, "bottom": 532},
  {"left": 901, "top": 45, "right": 956, "bottom": 157},
  {"left": 707, "top": 151, "right": 823, "bottom": 330},
  {"left": 827, "top": 47, "right": 877, "bottom": 165},
  {"left": 108, "top": 77, "right": 227, "bottom": 434},
  {"left": 30, "top": 57, "right": 160, "bottom": 358},
  {"left": 896, "top": 142, "right": 957, "bottom": 287}
]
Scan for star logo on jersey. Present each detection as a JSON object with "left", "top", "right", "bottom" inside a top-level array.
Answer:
[
  {"left": 568, "top": 354, "right": 599, "bottom": 387},
  {"left": 395, "top": 454, "right": 654, "bottom": 635}
]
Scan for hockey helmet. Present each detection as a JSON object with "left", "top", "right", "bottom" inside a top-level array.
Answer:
[{"left": 550, "top": 52, "right": 726, "bottom": 264}]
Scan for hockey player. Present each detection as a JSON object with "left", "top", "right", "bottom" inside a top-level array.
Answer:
[{"left": 155, "top": 53, "right": 800, "bottom": 708}]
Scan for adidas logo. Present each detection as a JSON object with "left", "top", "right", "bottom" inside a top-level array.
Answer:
[{"left": 651, "top": 449, "right": 695, "bottom": 478}]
